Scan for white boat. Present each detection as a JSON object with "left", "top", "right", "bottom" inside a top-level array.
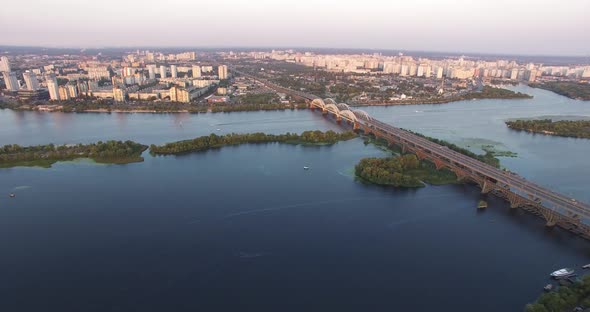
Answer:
[
  {"left": 582, "top": 264, "right": 590, "bottom": 269},
  {"left": 550, "top": 268, "right": 575, "bottom": 278},
  {"left": 303, "top": 166, "right": 310, "bottom": 170},
  {"left": 9, "top": 193, "right": 15, "bottom": 198}
]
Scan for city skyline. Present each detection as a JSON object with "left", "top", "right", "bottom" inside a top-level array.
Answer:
[{"left": 1, "top": 0, "right": 589, "bottom": 56}]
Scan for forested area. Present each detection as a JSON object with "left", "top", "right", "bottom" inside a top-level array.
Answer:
[
  {"left": 150, "top": 130, "right": 357, "bottom": 155},
  {"left": 354, "top": 154, "right": 458, "bottom": 188},
  {"left": 0, "top": 140, "right": 148, "bottom": 168},
  {"left": 506, "top": 119, "right": 590, "bottom": 139}
]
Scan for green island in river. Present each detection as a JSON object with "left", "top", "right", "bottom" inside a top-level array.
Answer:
[
  {"left": 0, "top": 140, "right": 148, "bottom": 168},
  {"left": 355, "top": 154, "right": 458, "bottom": 188},
  {"left": 529, "top": 81, "right": 590, "bottom": 101},
  {"left": 354, "top": 133, "right": 506, "bottom": 188},
  {"left": 149, "top": 130, "right": 358, "bottom": 155},
  {"left": 506, "top": 119, "right": 590, "bottom": 139}
]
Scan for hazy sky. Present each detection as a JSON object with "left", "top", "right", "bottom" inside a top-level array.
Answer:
[{"left": 1, "top": 0, "right": 589, "bottom": 55}]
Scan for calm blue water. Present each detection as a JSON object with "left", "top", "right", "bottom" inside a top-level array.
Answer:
[{"left": 0, "top": 85, "right": 589, "bottom": 311}]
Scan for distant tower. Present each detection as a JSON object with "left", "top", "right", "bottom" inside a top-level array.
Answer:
[{"left": 159, "top": 65, "right": 166, "bottom": 78}]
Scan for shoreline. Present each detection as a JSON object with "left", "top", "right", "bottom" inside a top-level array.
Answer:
[{"left": 1, "top": 93, "right": 532, "bottom": 114}]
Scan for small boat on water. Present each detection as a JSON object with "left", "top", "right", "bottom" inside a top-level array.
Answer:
[
  {"left": 303, "top": 166, "right": 310, "bottom": 170},
  {"left": 550, "top": 268, "right": 575, "bottom": 278},
  {"left": 9, "top": 193, "right": 15, "bottom": 198},
  {"left": 583, "top": 264, "right": 590, "bottom": 269}
]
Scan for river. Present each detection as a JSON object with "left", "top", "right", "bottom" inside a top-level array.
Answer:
[{"left": 0, "top": 85, "right": 589, "bottom": 311}]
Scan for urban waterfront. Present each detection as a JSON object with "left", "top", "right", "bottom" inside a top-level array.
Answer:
[{"left": 1, "top": 85, "right": 590, "bottom": 311}]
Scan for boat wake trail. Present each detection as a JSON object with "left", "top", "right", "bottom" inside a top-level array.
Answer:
[
  {"left": 224, "top": 197, "right": 382, "bottom": 219},
  {"left": 12, "top": 185, "right": 31, "bottom": 191}
]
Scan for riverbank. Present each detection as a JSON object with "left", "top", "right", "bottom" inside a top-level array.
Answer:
[
  {"left": 529, "top": 81, "right": 590, "bottom": 101},
  {"left": 0, "top": 141, "right": 148, "bottom": 168},
  {"left": 0, "top": 87, "right": 531, "bottom": 114},
  {"left": 0, "top": 101, "right": 309, "bottom": 114},
  {"left": 506, "top": 119, "right": 590, "bottom": 139},
  {"left": 149, "top": 130, "right": 357, "bottom": 155}
]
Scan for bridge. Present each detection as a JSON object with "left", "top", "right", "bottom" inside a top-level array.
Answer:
[{"left": 234, "top": 69, "right": 590, "bottom": 238}]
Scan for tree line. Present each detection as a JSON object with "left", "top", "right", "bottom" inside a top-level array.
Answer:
[
  {"left": 506, "top": 119, "right": 590, "bottom": 139},
  {"left": 355, "top": 155, "right": 424, "bottom": 188},
  {"left": 150, "top": 130, "right": 358, "bottom": 155},
  {"left": 530, "top": 81, "right": 590, "bottom": 101}
]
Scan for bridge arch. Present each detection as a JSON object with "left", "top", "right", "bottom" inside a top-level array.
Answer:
[
  {"left": 337, "top": 103, "right": 351, "bottom": 111},
  {"left": 339, "top": 110, "right": 358, "bottom": 123},
  {"left": 324, "top": 98, "right": 337, "bottom": 105},
  {"left": 324, "top": 103, "right": 340, "bottom": 116},
  {"left": 353, "top": 109, "right": 372, "bottom": 121},
  {"left": 310, "top": 99, "right": 325, "bottom": 110}
]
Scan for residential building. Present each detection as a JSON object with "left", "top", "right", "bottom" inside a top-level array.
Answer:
[
  {"left": 23, "top": 71, "right": 40, "bottom": 91},
  {"left": 2, "top": 71, "right": 19, "bottom": 91},
  {"left": 170, "top": 65, "right": 178, "bottom": 78},
  {"left": 192, "top": 65, "right": 201, "bottom": 78},
  {"left": 46, "top": 73, "right": 60, "bottom": 100},
  {"left": 218, "top": 65, "right": 228, "bottom": 79},
  {"left": 0, "top": 56, "right": 11, "bottom": 72}
]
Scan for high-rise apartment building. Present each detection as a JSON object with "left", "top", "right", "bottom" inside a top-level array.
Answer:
[
  {"left": 192, "top": 65, "right": 201, "bottom": 78},
  {"left": 218, "top": 65, "right": 228, "bottom": 80},
  {"left": 147, "top": 65, "right": 156, "bottom": 79},
  {"left": 58, "top": 86, "right": 70, "bottom": 100},
  {"left": 170, "top": 65, "right": 178, "bottom": 78},
  {"left": 2, "top": 71, "right": 19, "bottom": 91},
  {"left": 0, "top": 56, "right": 11, "bottom": 72},
  {"left": 160, "top": 65, "right": 166, "bottom": 78},
  {"left": 23, "top": 71, "right": 40, "bottom": 91},
  {"left": 46, "top": 73, "right": 60, "bottom": 100}
]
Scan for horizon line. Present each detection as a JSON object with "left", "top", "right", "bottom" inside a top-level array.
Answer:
[{"left": 1, "top": 44, "right": 589, "bottom": 60}]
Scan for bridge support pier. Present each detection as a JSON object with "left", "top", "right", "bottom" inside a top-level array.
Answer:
[
  {"left": 540, "top": 208, "right": 559, "bottom": 227},
  {"left": 480, "top": 179, "right": 496, "bottom": 194},
  {"left": 506, "top": 192, "right": 524, "bottom": 209},
  {"left": 433, "top": 159, "right": 446, "bottom": 170},
  {"left": 452, "top": 168, "right": 469, "bottom": 181},
  {"left": 415, "top": 150, "right": 427, "bottom": 160}
]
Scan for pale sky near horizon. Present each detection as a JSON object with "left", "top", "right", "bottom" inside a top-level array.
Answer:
[{"left": 1, "top": 0, "right": 588, "bottom": 56}]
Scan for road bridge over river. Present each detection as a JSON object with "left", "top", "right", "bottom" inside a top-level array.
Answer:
[{"left": 235, "top": 69, "right": 590, "bottom": 238}]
